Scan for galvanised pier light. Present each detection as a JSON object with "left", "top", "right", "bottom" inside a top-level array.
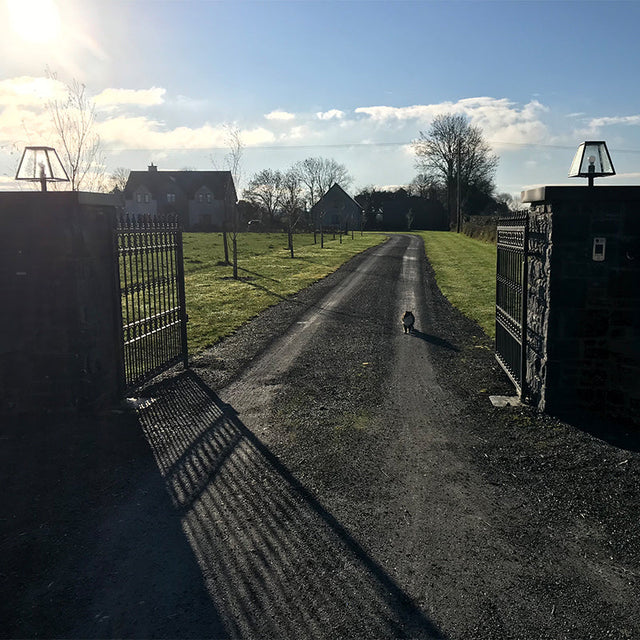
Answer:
[
  {"left": 568, "top": 140, "right": 616, "bottom": 187},
  {"left": 15, "top": 146, "right": 70, "bottom": 192}
]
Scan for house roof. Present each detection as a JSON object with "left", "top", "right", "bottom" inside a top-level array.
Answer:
[
  {"left": 310, "top": 183, "right": 363, "bottom": 213},
  {"left": 124, "top": 167, "right": 237, "bottom": 201}
]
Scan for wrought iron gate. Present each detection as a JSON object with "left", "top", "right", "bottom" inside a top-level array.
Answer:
[
  {"left": 114, "top": 214, "right": 188, "bottom": 392},
  {"left": 495, "top": 213, "right": 529, "bottom": 395}
]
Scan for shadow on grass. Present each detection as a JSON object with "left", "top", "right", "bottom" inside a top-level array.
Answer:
[
  {"left": 136, "top": 370, "right": 445, "bottom": 639},
  {"left": 240, "top": 278, "right": 289, "bottom": 301},
  {"left": 237, "top": 266, "right": 281, "bottom": 283}
]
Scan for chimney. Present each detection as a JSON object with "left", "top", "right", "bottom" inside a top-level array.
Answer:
[{"left": 148, "top": 163, "right": 157, "bottom": 172}]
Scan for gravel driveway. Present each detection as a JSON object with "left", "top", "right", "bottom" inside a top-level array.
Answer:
[{"left": 3, "top": 233, "right": 639, "bottom": 639}]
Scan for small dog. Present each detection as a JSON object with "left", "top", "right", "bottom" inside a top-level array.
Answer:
[{"left": 402, "top": 310, "right": 415, "bottom": 334}]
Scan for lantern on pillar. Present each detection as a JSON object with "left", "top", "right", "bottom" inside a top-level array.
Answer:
[
  {"left": 568, "top": 141, "right": 616, "bottom": 187},
  {"left": 15, "top": 146, "right": 70, "bottom": 192}
]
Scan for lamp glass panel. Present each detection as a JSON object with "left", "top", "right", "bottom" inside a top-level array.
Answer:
[
  {"left": 581, "top": 142, "right": 606, "bottom": 174},
  {"left": 596, "top": 144, "right": 614, "bottom": 174},
  {"left": 568, "top": 143, "right": 586, "bottom": 177},
  {"left": 15, "top": 147, "right": 69, "bottom": 181},
  {"left": 568, "top": 141, "right": 615, "bottom": 177}
]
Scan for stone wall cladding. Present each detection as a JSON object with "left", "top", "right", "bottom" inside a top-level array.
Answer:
[{"left": 524, "top": 206, "right": 552, "bottom": 411}]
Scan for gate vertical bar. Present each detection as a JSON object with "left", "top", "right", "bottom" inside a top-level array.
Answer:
[
  {"left": 174, "top": 219, "right": 189, "bottom": 369},
  {"left": 113, "top": 215, "right": 126, "bottom": 399},
  {"left": 520, "top": 215, "right": 529, "bottom": 399}
]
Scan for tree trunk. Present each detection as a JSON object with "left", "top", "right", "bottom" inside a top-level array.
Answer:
[
  {"left": 223, "top": 229, "right": 230, "bottom": 264},
  {"left": 232, "top": 234, "right": 238, "bottom": 279}
]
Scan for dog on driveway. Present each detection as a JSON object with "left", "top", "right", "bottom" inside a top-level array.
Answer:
[{"left": 402, "top": 310, "right": 415, "bottom": 334}]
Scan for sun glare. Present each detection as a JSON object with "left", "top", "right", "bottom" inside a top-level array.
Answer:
[{"left": 7, "top": 0, "right": 62, "bottom": 44}]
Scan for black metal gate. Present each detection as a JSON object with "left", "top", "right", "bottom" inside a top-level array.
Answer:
[
  {"left": 496, "top": 213, "right": 529, "bottom": 395},
  {"left": 114, "top": 214, "right": 188, "bottom": 392}
]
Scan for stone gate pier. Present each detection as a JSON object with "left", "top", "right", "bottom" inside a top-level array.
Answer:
[
  {"left": 522, "top": 186, "right": 640, "bottom": 425},
  {"left": 1, "top": 192, "right": 122, "bottom": 413}
]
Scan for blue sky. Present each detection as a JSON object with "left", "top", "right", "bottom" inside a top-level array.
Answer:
[{"left": 2, "top": 0, "right": 640, "bottom": 199}]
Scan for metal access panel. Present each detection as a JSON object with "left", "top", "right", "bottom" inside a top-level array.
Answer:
[
  {"left": 114, "top": 214, "right": 188, "bottom": 392},
  {"left": 495, "top": 213, "right": 529, "bottom": 395}
]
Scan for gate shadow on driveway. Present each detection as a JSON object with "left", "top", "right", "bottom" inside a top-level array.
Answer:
[
  {"left": 138, "top": 370, "right": 445, "bottom": 639},
  {"left": 0, "top": 407, "right": 225, "bottom": 639}
]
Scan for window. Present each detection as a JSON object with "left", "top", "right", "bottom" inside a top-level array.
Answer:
[
  {"left": 144, "top": 193, "right": 150, "bottom": 203},
  {"left": 206, "top": 193, "right": 212, "bottom": 204},
  {"left": 197, "top": 193, "right": 205, "bottom": 203},
  {"left": 167, "top": 193, "right": 176, "bottom": 203},
  {"left": 136, "top": 193, "right": 142, "bottom": 203}
]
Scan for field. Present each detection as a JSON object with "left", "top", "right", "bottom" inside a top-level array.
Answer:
[
  {"left": 183, "top": 231, "right": 385, "bottom": 353},
  {"left": 414, "top": 231, "right": 496, "bottom": 338}
]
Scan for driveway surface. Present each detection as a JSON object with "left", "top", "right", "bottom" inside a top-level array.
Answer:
[{"left": 2, "top": 234, "right": 639, "bottom": 639}]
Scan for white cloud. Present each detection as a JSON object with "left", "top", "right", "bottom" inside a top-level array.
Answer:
[
  {"left": 242, "top": 127, "right": 277, "bottom": 146},
  {"left": 354, "top": 98, "right": 550, "bottom": 151},
  {"left": 588, "top": 115, "right": 640, "bottom": 128},
  {"left": 355, "top": 104, "right": 443, "bottom": 121},
  {"left": 94, "top": 87, "right": 166, "bottom": 109},
  {"left": 316, "top": 109, "right": 345, "bottom": 120},
  {"left": 282, "top": 125, "right": 309, "bottom": 140},
  {"left": 265, "top": 110, "right": 295, "bottom": 121},
  {"left": 98, "top": 116, "right": 277, "bottom": 151}
]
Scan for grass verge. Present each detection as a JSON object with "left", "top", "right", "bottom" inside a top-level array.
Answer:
[
  {"left": 413, "top": 231, "right": 496, "bottom": 339},
  {"left": 183, "top": 231, "right": 385, "bottom": 354}
]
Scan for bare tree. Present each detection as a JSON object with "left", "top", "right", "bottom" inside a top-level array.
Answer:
[
  {"left": 412, "top": 114, "right": 498, "bottom": 229},
  {"left": 107, "top": 167, "right": 130, "bottom": 205},
  {"left": 243, "top": 169, "right": 283, "bottom": 227},
  {"left": 211, "top": 125, "right": 244, "bottom": 271},
  {"left": 46, "top": 72, "right": 105, "bottom": 191},
  {"left": 223, "top": 127, "right": 243, "bottom": 279},
  {"left": 110, "top": 167, "right": 129, "bottom": 191},
  {"left": 408, "top": 172, "right": 439, "bottom": 199},
  {"left": 293, "top": 157, "right": 353, "bottom": 210},
  {"left": 279, "top": 169, "right": 305, "bottom": 258},
  {"left": 223, "top": 126, "right": 244, "bottom": 194}
]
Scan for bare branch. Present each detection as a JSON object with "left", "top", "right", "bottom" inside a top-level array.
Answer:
[{"left": 46, "top": 72, "right": 105, "bottom": 191}]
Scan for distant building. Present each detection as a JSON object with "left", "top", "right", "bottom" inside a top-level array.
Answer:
[
  {"left": 310, "top": 183, "right": 363, "bottom": 230},
  {"left": 123, "top": 164, "right": 237, "bottom": 230}
]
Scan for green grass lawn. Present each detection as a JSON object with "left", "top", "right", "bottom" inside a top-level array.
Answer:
[
  {"left": 414, "top": 231, "right": 497, "bottom": 339},
  {"left": 183, "top": 231, "right": 385, "bottom": 354}
]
